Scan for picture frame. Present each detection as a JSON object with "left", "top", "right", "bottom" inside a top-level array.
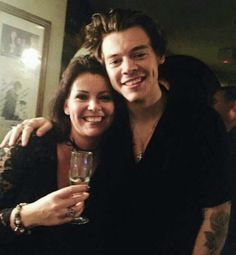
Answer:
[{"left": 0, "top": 1, "right": 51, "bottom": 139}]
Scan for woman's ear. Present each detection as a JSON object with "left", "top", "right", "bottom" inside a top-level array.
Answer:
[{"left": 64, "top": 101, "right": 69, "bottom": 115}]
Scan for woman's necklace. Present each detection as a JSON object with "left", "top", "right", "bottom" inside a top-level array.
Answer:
[{"left": 65, "top": 137, "right": 98, "bottom": 153}]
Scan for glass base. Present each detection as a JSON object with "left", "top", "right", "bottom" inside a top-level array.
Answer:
[{"left": 70, "top": 216, "right": 89, "bottom": 225}]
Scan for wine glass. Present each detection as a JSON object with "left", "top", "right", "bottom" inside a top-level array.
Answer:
[{"left": 69, "top": 150, "right": 93, "bottom": 224}]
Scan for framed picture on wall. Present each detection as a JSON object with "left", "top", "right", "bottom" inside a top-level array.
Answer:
[{"left": 0, "top": 1, "right": 51, "bottom": 139}]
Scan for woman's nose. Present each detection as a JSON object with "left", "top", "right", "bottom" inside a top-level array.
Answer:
[{"left": 88, "top": 99, "right": 102, "bottom": 111}]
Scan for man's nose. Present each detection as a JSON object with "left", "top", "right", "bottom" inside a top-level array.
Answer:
[{"left": 121, "top": 58, "right": 137, "bottom": 74}]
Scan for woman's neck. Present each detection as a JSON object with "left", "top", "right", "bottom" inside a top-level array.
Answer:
[{"left": 69, "top": 132, "right": 100, "bottom": 151}]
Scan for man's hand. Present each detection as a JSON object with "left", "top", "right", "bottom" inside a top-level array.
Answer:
[{"left": 0, "top": 117, "right": 53, "bottom": 148}]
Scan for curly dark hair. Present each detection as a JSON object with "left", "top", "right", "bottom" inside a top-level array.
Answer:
[
  {"left": 83, "top": 8, "right": 167, "bottom": 61},
  {"left": 49, "top": 55, "right": 111, "bottom": 142}
]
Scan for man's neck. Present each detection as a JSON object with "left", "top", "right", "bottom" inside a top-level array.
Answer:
[{"left": 128, "top": 90, "right": 166, "bottom": 123}]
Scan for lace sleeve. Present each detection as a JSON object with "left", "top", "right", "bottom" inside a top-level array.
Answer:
[
  {"left": 0, "top": 147, "right": 14, "bottom": 197},
  {"left": 0, "top": 146, "right": 23, "bottom": 242},
  {"left": 0, "top": 132, "right": 56, "bottom": 243}
]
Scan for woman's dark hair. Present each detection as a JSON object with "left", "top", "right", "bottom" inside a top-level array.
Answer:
[
  {"left": 50, "top": 55, "right": 110, "bottom": 142},
  {"left": 83, "top": 8, "right": 167, "bottom": 61}
]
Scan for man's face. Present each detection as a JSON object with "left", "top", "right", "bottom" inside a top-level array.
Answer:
[
  {"left": 101, "top": 26, "right": 165, "bottom": 104},
  {"left": 212, "top": 91, "right": 233, "bottom": 130}
]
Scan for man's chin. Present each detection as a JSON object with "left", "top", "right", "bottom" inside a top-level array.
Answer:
[{"left": 125, "top": 95, "right": 143, "bottom": 104}]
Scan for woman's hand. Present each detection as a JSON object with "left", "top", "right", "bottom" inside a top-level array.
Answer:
[
  {"left": 10, "top": 184, "right": 89, "bottom": 228},
  {"left": 0, "top": 117, "right": 53, "bottom": 148}
]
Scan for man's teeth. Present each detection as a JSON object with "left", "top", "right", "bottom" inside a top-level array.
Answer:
[
  {"left": 84, "top": 116, "right": 103, "bottom": 122},
  {"left": 124, "top": 77, "right": 143, "bottom": 86}
]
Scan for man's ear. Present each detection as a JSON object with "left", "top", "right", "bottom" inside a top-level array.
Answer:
[
  {"left": 229, "top": 101, "right": 236, "bottom": 121},
  {"left": 229, "top": 101, "right": 236, "bottom": 129},
  {"left": 159, "top": 55, "right": 165, "bottom": 64},
  {"left": 231, "top": 101, "right": 236, "bottom": 117}
]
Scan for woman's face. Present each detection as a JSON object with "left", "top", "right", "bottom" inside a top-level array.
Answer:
[{"left": 64, "top": 72, "right": 114, "bottom": 142}]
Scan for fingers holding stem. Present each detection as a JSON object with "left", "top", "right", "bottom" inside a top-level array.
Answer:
[{"left": 17, "top": 184, "right": 90, "bottom": 227}]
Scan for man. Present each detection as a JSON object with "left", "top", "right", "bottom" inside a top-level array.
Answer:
[
  {"left": 211, "top": 86, "right": 236, "bottom": 255},
  {"left": 212, "top": 86, "right": 236, "bottom": 132},
  {"left": 0, "top": 9, "right": 231, "bottom": 255}
]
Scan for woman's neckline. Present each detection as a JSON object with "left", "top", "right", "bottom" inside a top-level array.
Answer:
[{"left": 65, "top": 137, "right": 98, "bottom": 153}]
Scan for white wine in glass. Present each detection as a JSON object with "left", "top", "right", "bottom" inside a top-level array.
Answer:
[{"left": 69, "top": 150, "right": 93, "bottom": 224}]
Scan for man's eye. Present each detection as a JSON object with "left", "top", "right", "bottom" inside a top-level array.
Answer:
[
  {"left": 109, "top": 59, "right": 121, "bottom": 67},
  {"left": 133, "top": 52, "right": 146, "bottom": 59}
]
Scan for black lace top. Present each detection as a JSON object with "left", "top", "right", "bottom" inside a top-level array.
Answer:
[{"left": 0, "top": 131, "right": 103, "bottom": 254}]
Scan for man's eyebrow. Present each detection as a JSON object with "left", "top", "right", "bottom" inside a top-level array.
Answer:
[
  {"left": 106, "top": 53, "right": 119, "bottom": 60},
  {"left": 105, "top": 44, "right": 150, "bottom": 60},
  {"left": 131, "top": 45, "right": 150, "bottom": 52}
]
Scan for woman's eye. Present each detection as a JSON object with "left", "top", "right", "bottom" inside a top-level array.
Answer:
[
  {"left": 76, "top": 94, "right": 88, "bottom": 100},
  {"left": 99, "top": 94, "right": 113, "bottom": 101}
]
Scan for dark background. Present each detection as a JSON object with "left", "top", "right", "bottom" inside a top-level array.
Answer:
[{"left": 62, "top": 0, "right": 236, "bottom": 86}]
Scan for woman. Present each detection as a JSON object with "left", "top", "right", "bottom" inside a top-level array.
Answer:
[{"left": 0, "top": 55, "right": 114, "bottom": 254}]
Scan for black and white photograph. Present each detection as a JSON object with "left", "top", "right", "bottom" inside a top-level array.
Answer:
[
  {"left": 0, "top": 24, "right": 39, "bottom": 58},
  {"left": 0, "top": 2, "right": 50, "bottom": 140}
]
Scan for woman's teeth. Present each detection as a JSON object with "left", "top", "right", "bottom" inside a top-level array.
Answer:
[{"left": 84, "top": 116, "right": 103, "bottom": 122}]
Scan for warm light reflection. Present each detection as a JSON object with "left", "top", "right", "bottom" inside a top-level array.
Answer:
[
  {"left": 21, "top": 48, "right": 41, "bottom": 69},
  {"left": 223, "top": 59, "right": 230, "bottom": 64}
]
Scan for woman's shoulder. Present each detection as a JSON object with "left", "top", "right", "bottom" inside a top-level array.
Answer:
[
  {"left": 27, "top": 129, "right": 58, "bottom": 148},
  {"left": 3, "top": 129, "right": 58, "bottom": 165}
]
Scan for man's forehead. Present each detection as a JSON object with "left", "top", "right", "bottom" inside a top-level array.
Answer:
[
  {"left": 214, "top": 90, "right": 224, "bottom": 98},
  {"left": 101, "top": 27, "right": 151, "bottom": 56}
]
